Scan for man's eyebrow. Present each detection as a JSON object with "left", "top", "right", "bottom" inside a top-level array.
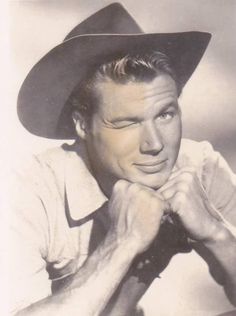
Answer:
[
  {"left": 109, "top": 115, "right": 142, "bottom": 123},
  {"left": 158, "top": 101, "right": 178, "bottom": 112}
]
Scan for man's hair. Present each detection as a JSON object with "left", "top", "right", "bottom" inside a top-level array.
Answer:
[{"left": 68, "top": 51, "right": 181, "bottom": 124}]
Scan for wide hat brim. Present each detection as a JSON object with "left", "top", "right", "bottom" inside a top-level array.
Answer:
[{"left": 18, "top": 24, "right": 211, "bottom": 140}]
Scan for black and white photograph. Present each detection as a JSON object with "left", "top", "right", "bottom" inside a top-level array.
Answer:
[{"left": 4, "top": 1, "right": 236, "bottom": 315}]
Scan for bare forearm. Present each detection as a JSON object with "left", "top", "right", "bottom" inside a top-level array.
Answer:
[
  {"left": 15, "top": 180, "right": 165, "bottom": 315},
  {"left": 201, "top": 223, "right": 236, "bottom": 306},
  {"left": 16, "top": 234, "right": 137, "bottom": 316}
]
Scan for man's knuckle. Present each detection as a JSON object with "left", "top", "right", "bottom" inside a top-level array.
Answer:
[
  {"left": 182, "top": 172, "right": 194, "bottom": 184},
  {"left": 129, "top": 183, "right": 141, "bottom": 194},
  {"left": 150, "top": 195, "right": 163, "bottom": 208},
  {"left": 175, "top": 191, "right": 186, "bottom": 205},
  {"left": 142, "top": 187, "right": 155, "bottom": 198},
  {"left": 178, "top": 182, "right": 189, "bottom": 193},
  {"left": 114, "top": 179, "right": 128, "bottom": 192},
  {"left": 137, "top": 189, "right": 149, "bottom": 201}
]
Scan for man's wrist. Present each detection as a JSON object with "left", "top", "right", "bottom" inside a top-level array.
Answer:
[
  {"left": 202, "top": 219, "right": 233, "bottom": 249},
  {"left": 105, "top": 230, "right": 140, "bottom": 262}
]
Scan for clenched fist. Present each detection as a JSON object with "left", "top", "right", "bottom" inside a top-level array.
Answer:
[
  {"left": 159, "top": 167, "right": 222, "bottom": 243},
  {"left": 108, "top": 180, "right": 166, "bottom": 255}
]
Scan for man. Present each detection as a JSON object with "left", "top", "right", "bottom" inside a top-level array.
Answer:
[{"left": 11, "top": 3, "right": 236, "bottom": 315}]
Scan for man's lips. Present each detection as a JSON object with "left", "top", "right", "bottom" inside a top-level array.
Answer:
[{"left": 133, "top": 159, "right": 167, "bottom": 173}]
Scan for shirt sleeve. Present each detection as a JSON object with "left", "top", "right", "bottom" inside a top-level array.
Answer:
[
  {"left": 9, "top": 157, "right": 52, "bottom": 314},
  {"left": 201, "top": 142, "right": 236, "bottom": 231}
]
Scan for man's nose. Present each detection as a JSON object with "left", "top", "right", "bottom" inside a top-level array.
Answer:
[{"left": 140, "top": 121, "right": 164, "bottom": 154}]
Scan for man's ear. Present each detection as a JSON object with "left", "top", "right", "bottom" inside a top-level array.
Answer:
[{"left": 72, "top": 110, "right": 88, "bottom": 140}]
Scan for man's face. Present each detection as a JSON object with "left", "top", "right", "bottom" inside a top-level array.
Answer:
[{"left": 84, "top": 74, "right": 182, "bottom": 191}]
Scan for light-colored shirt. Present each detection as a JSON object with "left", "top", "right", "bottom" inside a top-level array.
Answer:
[{"left": 9, "top": 139, "right": 236, "bottom": 315}]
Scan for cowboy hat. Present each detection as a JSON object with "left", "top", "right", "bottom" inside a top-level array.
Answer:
[{"left": 17, "top": 2, "right": 211, "bottom": 139}]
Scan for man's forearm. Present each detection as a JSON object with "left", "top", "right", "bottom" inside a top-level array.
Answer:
[
  {"left": 16, "top": 233, "right": 137, "bottom": 316},
  {"left": 15, "top": 180, "right": 165, "bottom": 316},
  {"left": 199, "top": 223, "right": 236, "bottom": 306}
]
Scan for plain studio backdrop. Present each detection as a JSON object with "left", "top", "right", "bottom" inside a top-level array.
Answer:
[{"left": 2, "top": 1, "right": 236, "bottom": 315}]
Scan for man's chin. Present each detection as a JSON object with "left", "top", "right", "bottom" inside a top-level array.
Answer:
[{"left": 128, "top": 173, "right": 170, "bottom": 190}]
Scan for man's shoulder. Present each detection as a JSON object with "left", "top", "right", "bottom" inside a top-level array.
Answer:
[
  {"left": 35, "top": 143, "right": 71, "bottom": 165},
  {"left": 12, "top": 143, "right": 78, "bottom": 190},
  {"left": 177, "top": 138, "right": 216, "bottom": 170},
  {"left": 23, "top": 143, "right": 78, "bottom": 173}
]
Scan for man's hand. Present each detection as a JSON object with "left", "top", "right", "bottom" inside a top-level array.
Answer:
[
  {"left": 159, "top": 167, "right": 221, "bottom": 242},
  {"left": 108, "top": 179, "right": 166, "bottom": 255},
  {"left": 158, "top": 167, "right": 236, "bottom": 306}
]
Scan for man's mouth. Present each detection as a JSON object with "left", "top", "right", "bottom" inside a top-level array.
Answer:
[{"left": 134, "top": 159, "right": 167, "bottom": 174}]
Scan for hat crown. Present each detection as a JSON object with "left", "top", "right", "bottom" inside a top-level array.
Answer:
[{"left": 64, "top": 3, "right": 143, "bottom": 41}]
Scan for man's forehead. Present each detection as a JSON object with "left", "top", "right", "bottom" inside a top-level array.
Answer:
[{"left": 94, "top": 75, "right": 178, "bottom": 116}]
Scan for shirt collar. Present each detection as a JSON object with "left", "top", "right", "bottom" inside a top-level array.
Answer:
[{"left": 64, "top": 142, "right": 107, "bottom": 222}]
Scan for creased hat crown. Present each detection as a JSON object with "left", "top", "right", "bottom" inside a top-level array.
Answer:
[{"left": 64, "top": 3, "right": 143, "bottom": 41}]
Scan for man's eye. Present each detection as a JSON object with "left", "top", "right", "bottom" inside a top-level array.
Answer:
[{"left": 157, "top": 112, "right": 174, "bottom": 120}]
